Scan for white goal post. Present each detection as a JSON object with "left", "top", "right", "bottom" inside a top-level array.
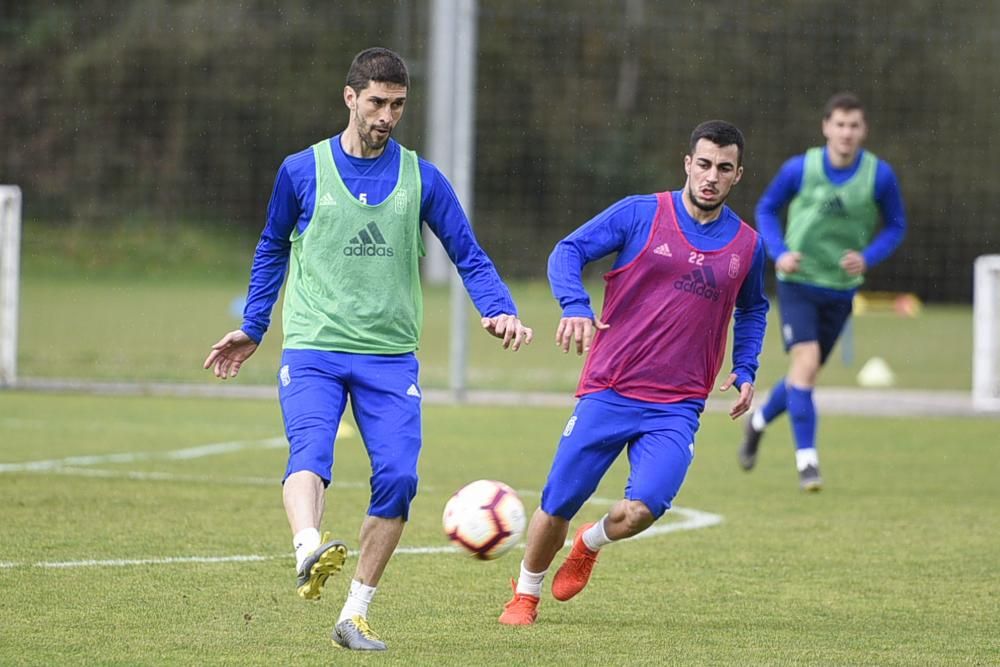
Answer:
[
  {"left": 973, "top": 254, "right": 1000, "bottom": 412},
  {"left": 0, "top": 185, "right": 21, "bottom": 387}
]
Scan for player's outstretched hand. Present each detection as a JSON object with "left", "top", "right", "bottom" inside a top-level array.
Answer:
[
  {"left": 481, "top": 314, "right": 534, "bottom": 351},
  {"left": 719, "top": 373, "right": 754, "bottom": 419},
  {"left": 203, "top": 329, "right": 259, "bottom": 380},
  {"left": 555, "top": 316, "right": 609, "bottom": 356}
]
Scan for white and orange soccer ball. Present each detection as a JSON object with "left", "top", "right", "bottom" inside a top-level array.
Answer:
[{"left": 442, "top": 479, "right": 526, "bottom": 560}]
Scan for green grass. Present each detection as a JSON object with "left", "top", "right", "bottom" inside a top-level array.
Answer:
[
  {"left": 20, "top": 219, "right": 257, "bottom": 281},
  {"left": 13, "top": 219, "right": 973, "bottom": 390},
  {"left": 1, "top": 392, "right": 996, "bottom": 665},
  {"left": 16, "top": 274, "right": 973, "bottom": 391}
]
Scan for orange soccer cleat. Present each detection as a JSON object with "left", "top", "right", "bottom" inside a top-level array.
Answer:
[
  {"left": 551, "top": 522, "right": 600, "bottom": 601},
  {"left": 498, "top": 579, "right": 540, "bottom": 626}
]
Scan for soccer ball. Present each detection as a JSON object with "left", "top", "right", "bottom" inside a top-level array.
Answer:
[{"left": 442, "top": 479, "right": 526, "bottom": 560}]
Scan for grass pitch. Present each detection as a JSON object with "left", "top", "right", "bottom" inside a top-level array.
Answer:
[
  {"left": 16, "top": 276, "right": 974, "bottom": 392},
  {"left": 1, "top": 392, "right": 996, "bottom": 665}
]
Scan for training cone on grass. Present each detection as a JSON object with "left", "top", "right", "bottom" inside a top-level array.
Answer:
[{"left": 857, "top": 357, "right": 895, "bottom": 388}]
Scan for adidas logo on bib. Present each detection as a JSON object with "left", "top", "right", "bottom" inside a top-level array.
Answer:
[
  {"left": 406, "top": 384, "right": 421, "bottom": 398},
  {"left": 653, "top": 242, "right": 672, "bottom": 257},
  {"left": 673, "top": 266, "right": 721, "bottom": 302},
  {"left": 344, "top": 222, "right": 395, "bottom": 257}
]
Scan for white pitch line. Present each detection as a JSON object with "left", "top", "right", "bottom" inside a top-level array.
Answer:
[
  {"left": 41, "top": 466, "right": 370, "bottom": 490},
  {"left": 629, "top": 505, "right": 723, "bottom": 538},
  {"left": 0, "top": 463, "right": 724, "bottom": 533},
  {"left": 0, "top": 423, "right": 357, "bottom": 474},
  {"left": 0, "top": 505, "right": 721, "bottom": 570},
  {"left": 0, "top": 435, "right": 722, "bottom": 570},
  {"left": 49, "top": 467, "right": 278, "bottom": 484},
  {"left": 28, "top": 555, "right": 276, "bottom": 569},
  {"left": 0, "top": 437, "right": 287, "bottom": 473}
]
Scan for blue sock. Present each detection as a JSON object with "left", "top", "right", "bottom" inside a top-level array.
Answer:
[
  {"left": 760, "top": 378, "right": 789, "bottom": 424},
  {"left": 786, "top": 386, "right": 817, "bottom": 451}
]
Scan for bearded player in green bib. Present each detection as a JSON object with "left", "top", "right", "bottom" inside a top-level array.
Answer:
[
  {"left": 738, "top": 92, "right": 906, "bottom": 491},
  {"left": 204, "top": 47, "right": 532, "bottom": 651}
]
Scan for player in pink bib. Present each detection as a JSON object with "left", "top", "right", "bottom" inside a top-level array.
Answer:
[{"left": 500, "top": 121, "right": 769, "bottom": 626}]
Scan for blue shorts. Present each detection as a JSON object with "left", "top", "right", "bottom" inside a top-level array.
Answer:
[
  {"left": 277, "top": 349, "right": 422, "bottom": 520},
  {"left": 540, "top": 396, "right": 700, "bottom": 521},
  {"left": 776, "top": 280, "right": 854, "bottom": 365}
]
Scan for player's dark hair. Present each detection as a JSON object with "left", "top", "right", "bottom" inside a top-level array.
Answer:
[
  {"left": 346, "top": 47, "right": 410, "bottom": 92},
  {"left": 824, "top": 91, "right": 865, "bottom": 119},
  {"left": 689, "top": 120, "right": 745, "bottom": 166}
]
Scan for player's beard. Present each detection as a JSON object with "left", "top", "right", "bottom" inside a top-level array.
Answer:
[
  {"left": 355, "top": 110, "right": 393, "bottom": 152},
  {"left": 687, "top": 182, "right": 724, "bottom": 212}
]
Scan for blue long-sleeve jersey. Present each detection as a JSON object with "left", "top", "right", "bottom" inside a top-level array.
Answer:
[
  {"left": 755, "top": 148, "right": 906, "bottom": 270},
  {"left": 240, "top": 135, "right": 516, "bottom": 344},
  {"left": 548, "top": 190, "right": 770, "bottom": 408}
]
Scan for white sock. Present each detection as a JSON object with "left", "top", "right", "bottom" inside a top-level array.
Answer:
[
  {"left": 751, "top": 409, "right": 767, "bottom": 432},
  {"left": 795, "top": 447, "right": 820, "bottom": 471},
  {"left": 582, "top": 516, "right": 612, "bottom": 551},
  {"left": 515, "top": 560, "right": 547, "bottom": 597},
  {"left": 338, "top": 579, "right": 377, "bottom": 623},
  {"left": 293, "top": 527, "right": 321, "bottom": 573}
]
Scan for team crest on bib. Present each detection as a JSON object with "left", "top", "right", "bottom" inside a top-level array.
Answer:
[
  {"left": 728, "top": 253, "right": 741, "bottom": 279},
  {"left": 394, "top": 188, "right": 408, "bottom": 214}
]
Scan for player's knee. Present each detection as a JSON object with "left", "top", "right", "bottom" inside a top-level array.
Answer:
[
  {"left": 534, "top": 507, "right": 568, "bottom": 530},
  {"left": 789, "top": 346, "right": 821, "bottom": 383},
  {"left": 540, "top": 486, "right": 591, "bottom": 521},
  {"left": 369, "top": 466, "right": 419, "bottom": 519},
  {"left": 622, "top": 499, "right": 656, "bottom": 533},
  {"left": 285, "top": 430, "right": 337, "bottom": 480}
]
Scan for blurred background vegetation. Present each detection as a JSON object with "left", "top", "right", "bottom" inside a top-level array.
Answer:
[{"left": 2, "top": 0, "right": 998, "bottom": 302}]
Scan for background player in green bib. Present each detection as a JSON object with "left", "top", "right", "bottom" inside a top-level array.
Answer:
[
  {"left": 204, "top": 47, "right": 533, "bottom": 651},
  {"left": 738, "top": 92, "right": 906, "bottom": 491}
]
